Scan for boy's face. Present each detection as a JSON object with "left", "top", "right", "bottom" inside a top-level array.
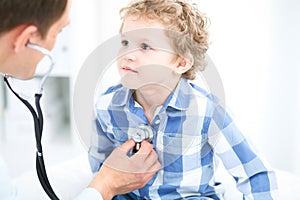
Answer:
[{"left": 117, "top": 16, "right": 181, "bottom": 89}]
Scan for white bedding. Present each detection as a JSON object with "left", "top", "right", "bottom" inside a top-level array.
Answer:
[{"left": 13, "top": 154, "right": 299, "bottom": 199}]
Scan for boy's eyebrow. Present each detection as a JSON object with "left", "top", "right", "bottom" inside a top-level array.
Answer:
[{"left": 120, "top": 34, "right": 154, "bottom": 43}]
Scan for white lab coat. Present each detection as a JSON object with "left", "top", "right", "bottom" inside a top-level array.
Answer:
[{"left": 0, "top": 155, "right": 103, "bottom": 200}]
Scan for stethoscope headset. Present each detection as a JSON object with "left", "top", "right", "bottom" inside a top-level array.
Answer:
[{"left": 3, "top": 42, "right": 59, "bottom": 199}]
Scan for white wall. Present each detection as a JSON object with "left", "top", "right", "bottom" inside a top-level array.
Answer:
[
  {"left": 265, "top": 0, "right": 300, "bottom": 174},
  {"left": 69, "top": 0, "right": 127, "bottom": 72},
  {"left": 195, "top": 0, "right": 300, "bottom": 175}
]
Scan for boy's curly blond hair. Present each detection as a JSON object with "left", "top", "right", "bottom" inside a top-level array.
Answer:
[{"left": 120, "top": 0, "right": 210, "bottom": 80}]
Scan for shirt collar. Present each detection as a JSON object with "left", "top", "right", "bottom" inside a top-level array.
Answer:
[
  {"left": 111, "top": 78, "right": 192, "bottom": 110},
  {"left": 163, "top": 78, "right": 191, "bottom": 111},
  {"left": 110, "top": 84, "right": 132, "bottom": 107}
]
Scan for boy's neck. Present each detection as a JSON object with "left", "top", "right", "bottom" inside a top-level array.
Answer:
[{"left": 134, "top": 80, "right": 179, "bottom": 123}]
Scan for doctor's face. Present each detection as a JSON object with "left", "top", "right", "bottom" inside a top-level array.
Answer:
[
  {"left": 37, "top": 0, "right": 72, "bottom": 52},
  {"left": 6, "top": 0, "right": 71, "bottom": 80}
]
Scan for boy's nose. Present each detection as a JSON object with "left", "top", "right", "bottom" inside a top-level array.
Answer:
[{"left": 124, "top": 51, "right": 137, "bottom": 62}]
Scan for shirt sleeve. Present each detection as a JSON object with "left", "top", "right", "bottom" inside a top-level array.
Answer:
[
  {"left": 89, "top": 86, "right": 129, "bottom": 173},
  {"left": 73, "top": 188, "right": 103, "bottom": 200},
  {"left": 208, "top": 104, "right": 279, "bottom": 199},
  {"left": 88, "top": 116, "right": 115, "bottom": 173}
]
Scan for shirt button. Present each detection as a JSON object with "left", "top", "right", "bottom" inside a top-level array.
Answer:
[{"left": 154, "top": 119, "right": 160, "bottom": 124}]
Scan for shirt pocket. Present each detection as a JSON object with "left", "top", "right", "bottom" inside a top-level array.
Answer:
[
  {"left": 156, "top": 133, "right": 208, "bottom": 170},
  {"left": 157, "top": 133, "right": 204, "bottom": 155}
]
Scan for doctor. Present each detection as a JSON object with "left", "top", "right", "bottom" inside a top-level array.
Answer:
[{"left": 0, "top": 0, "right": 161, "bottom": 199}]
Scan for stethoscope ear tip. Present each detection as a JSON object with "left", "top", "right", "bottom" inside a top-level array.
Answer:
[
  {"left": 26, "top": 42, "right": 55, "bottom": 94},
  {"left": 1, "top": 73, "right": 11, "bottom": 79}
]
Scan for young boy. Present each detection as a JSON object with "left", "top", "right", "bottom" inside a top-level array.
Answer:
[{"left": 89, "top": 0, "right": 278, "bottom": 199}]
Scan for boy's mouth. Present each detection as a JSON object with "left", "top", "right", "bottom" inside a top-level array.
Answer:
[{"left": 122, "top": 66, "right": 138, "bottom": 73}]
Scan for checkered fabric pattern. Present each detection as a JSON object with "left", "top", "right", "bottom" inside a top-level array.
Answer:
[{"left": 89, "top": 78, "right": 278, "bottom": 200}]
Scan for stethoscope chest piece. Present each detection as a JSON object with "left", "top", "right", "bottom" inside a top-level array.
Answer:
[{"left": 128, "top": 124, "right": 154, "bottom": 154}]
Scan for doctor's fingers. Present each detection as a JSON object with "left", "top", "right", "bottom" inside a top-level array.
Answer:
[
  {"left": 136, "top": 140, "right": 154, "bottom": 155},
  {"left": 131, "top": 161, "right": 160, "bottom": 188},
  {"left": 143, "top": 149, "right": 161, "bottom": 173},
  {"left": 118, "top": 139, "right": 136, "bottom": 154},
  {"left": 132, "top": 148, "right": 161, "bottom": 173}
]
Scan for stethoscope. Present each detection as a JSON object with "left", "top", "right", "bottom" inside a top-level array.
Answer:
[
  {"left": 128, "top": 124, "right": 154, "bottom": 154},
  {"left": 2, "top": 42, "right": 60, "bottom": 200}
]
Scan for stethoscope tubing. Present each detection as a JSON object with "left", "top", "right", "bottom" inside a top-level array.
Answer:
[
  {"left": 3, "top": 76, "right": 59, "bottom": 200},
  {"left": 2, "top": 41, "right": 59, "bottom": 199}
]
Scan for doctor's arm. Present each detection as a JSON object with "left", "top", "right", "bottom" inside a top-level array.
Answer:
[{"left": 76, "top": 140, "right": 161, "bottom": 200}]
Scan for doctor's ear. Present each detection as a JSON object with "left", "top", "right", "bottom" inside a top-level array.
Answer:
[
  {"left": 14, "top": 25, "right": 39, "bottom": 52},
  {"left": 175, "top": 53, "right": 194, "bottom": 74}
]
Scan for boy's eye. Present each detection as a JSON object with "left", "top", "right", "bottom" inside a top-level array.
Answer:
[
  {"left": 121, "top": 40, "right": 129, "bottom": 46},
  {"left": 140, "top": 43, "right": 151, "bottom": 51}
]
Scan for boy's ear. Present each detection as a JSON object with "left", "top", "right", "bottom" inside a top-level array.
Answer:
[
  {"left": 14, "top": 25, "right": 39, "bottom": 52},
  {"left": 175, "top": 53, "right": 194, "bottom": 74}
]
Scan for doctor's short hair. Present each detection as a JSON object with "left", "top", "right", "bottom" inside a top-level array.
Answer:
[
  {"left": 119, "top": 0, "right": 210, "bottom": 80},
  {"left": 0, "top": 0, "right": 67, "bottom": 38}
]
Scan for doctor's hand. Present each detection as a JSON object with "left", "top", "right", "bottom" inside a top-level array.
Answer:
[{"left": 88, "top": 139, "right": 161, "bottom": 200}]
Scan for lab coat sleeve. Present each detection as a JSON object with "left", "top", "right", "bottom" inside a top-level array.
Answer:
[
  {"left": 0, "top": 156, "right": 22, "bottom": 200},
  {"left": 73, "top": 188, "right": 103, "bottom": 200}
]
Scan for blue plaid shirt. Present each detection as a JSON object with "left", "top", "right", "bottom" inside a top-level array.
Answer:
[{"left": 89, "top": 78, "right": 278, "bottom": 199}]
